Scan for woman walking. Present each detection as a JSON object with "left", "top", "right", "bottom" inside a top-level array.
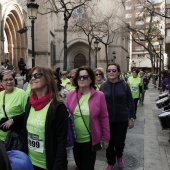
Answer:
[{"left": 100, "top": 63, "right": 135, "bottom": 170}]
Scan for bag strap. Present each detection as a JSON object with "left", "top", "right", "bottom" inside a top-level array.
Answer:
[
  {"left": 76, "top": 93, "right": 91, "bottom": 135},
  {"left": 2, "top": 91, "right": 9, "bottom": 119}
]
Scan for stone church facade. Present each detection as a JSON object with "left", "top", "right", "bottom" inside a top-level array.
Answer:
[{"left": 0, "top": 0, "right": 129, "bottom": 72}]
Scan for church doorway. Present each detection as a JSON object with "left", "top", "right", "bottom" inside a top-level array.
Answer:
[{"left": 74, "top": 53, "right": 86, "bottom": 68}]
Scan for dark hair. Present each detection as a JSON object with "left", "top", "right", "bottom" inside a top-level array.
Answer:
[
  {"left": 0, "top": 70, "right": 15, "bottom": 81},
  {"left": 73, "top": 66, "right": 96, "bottom": 91},
  {"left": 161, "top": 70, "right": 168, "bottom": 80},
  {"left": 29, "top": 66, "right": 61, "bottom": 101},
  {"left": 93, "top": 68, "right": 104, "bottom": 79},
  {"left": 132, "top": 69, "right": 139, "bottom": 74}
]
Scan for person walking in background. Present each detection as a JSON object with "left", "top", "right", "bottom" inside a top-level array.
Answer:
[
  {"left": 128, "top": 69, "right": 142, "bottom": 119},
  {"left": 0, "top": 70, "right": 28, "bottom": 145},
  {"left": 65, "top": 69, "right": 77, "bottom": 92},
  {"left": 22, "top": 66, "right": 68, "bottom": 170},
  {"left": 0, "top": 62, "right": 6, "bottom": 73},
  {"left": 160, "top": 70, "right": 170, "bottom": 92},
  {"left": 18, "top": 58, "right": 27, "bottom": 76},
  {"left": 139, "top": 71, "right": 149, "bottom": 105},
  {"left": 93, "top": 68, "right": 105, "bottom": 90},
  {"left": 100, "top": 63, "right": 135, "bottom": 170},
  {"left": 66, "top": 66, "right": 110, "bottom": 170},
  {"left": 61, "top": 71, "right": 70, "bottom": 88}
]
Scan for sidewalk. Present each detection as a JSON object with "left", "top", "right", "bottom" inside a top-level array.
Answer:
[{"left": 68, "top": 82, "right": 170, "bottom": 170}]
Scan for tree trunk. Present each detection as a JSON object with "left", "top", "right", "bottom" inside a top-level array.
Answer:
[
  {"left": 88, "top": 42, "right": 91, "bottom": 67},
  {"left": 105, "top": 44, "right": 108, "bottom": 67},
  {"left": 63, "top": 18, "right": 68, "bottom": 70}
]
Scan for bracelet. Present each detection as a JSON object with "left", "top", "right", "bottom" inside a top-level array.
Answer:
[{"left": 130, "top": 118, "right": 134, "bottom": 122}]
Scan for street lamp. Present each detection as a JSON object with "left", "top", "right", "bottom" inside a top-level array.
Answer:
[
  {"left": 126, "top": 55, "right": 130, "bottom": 71},
  {"left": 112, "top": 51, "right": 116, "bottom": 63},
  {"left": 94, "top": 39, "right": 99, "bottom": 68},
  {"left": 158, "top": 35, "right": 164, "bottom": 89},
  {"left": 27, "top": 0, "right": 39, "bottom": 68}
]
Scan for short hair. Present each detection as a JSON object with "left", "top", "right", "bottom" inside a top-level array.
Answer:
[
  {"left": 0, "top": 70, "right": 15, "bottom": 81},
  {"left": 93, "top": 68, "right": 104, "bottom": 79},
  {"left": 106, "top": 63, "right": 121, "bottom": 73},
  {"left": 73, "top": 66, "right": 96, "bottom": 91},
  {"left": 29, "top": 66, "right": 62, "bottom": 101},
  {"left": 132, "top": 68, "right": 139, "bottom": 74}
]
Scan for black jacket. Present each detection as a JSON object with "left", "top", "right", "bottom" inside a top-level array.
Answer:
[
  {"left": 23, "top": 98, "right": 68, "bottom": 170},
  {"left": 100, "top": 79, "right": 135, "bottom": 122}
]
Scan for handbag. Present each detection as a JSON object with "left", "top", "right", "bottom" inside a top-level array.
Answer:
[
  {"left": 0, "top": 91, "right": 9, "bottom": 132},
  {"left": 76, "top": 93, "right": 101, "bottom": 152}
]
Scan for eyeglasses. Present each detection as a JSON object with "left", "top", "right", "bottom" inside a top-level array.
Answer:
[
  {"left": 29, "top": 73, "right": 44, "bottom": 80},
  {"left": 70, "top": 76, "right": 75, "bottom": 79},
  {"left": 77, "top": 75, "right": 89, "bottom": 80},
  {"left": 107, "top": 69, "right": 117, "bottom": 73},
  {"left": 2, "top": 78, "right": 14, "bottom": 82},
  {"left": 95, "top": 73, "right": 102, "bottom": 76}
]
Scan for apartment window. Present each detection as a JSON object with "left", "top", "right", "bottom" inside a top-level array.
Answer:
[
  {"left": 167, "top": 29, "right": 170, "bottom": 36},
  {"left": 136, "top": 21, "right": 144, "bottom": 25},
  {"left": 125, "top": 14, "right": 132, "bottom": 18},
  {"left": 135, "top": 46, "right": 144, "bottom": 50},
  {"left": 167, "top": 9, "right": 170, "bottom": 17},
  {"left": 135, "top": 4, "right": 143, "bottom": 9},
  {"left": 125, "top": 6, "right": 131, "bottom": 10}
]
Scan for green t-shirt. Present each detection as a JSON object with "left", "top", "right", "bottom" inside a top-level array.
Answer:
[
  {"left": 27, "top": 101, "right": 51, "bottom": 169},
  {"left": 74, "top": 93, "right": 90, "bottom": 143},
  {"left": 95, "top": 84, "right": 102, "bottom": 90},
  {"left": 0, "top": 88, "right": 28, "bottom": 141},
  {"left": 26, "top": 83, "right": 31, "bottom": 96},
  {"left": 65, "top": 83, "right": 75, "bottom": 91},
  {"left": 128, "top": 77, "right": 142, "bottom": 99},
  {"left": 61, "top": 78, "right": 70, "bottom": 87}
]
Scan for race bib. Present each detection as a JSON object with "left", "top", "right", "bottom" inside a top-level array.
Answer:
[
  {"left": 28, "top": 133, "right": 44, "bottom": 153},
  {"left": 131, "top": 87, "right": 138, "bottom": 92}
]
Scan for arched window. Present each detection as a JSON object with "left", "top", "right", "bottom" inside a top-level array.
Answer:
[{"left": 74, "top": 53, "right": 86, "bottom": 68}]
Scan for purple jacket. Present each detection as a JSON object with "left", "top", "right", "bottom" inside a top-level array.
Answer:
[{"left": 65, "top": 88, "right": 110, "bottom": 146}]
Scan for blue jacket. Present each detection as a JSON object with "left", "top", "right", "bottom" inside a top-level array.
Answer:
[{"left": 100, "top": 79, "right": 135, "bottom": 122}]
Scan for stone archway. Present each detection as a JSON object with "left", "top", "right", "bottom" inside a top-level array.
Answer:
[
  {"left": 74, "top": 53, "right": 86, "bottom": 68},
  {"left": 3, "top": 4, "right": 27, "bottom": 71}
]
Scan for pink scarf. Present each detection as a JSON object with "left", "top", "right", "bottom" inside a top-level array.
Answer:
[{"left": 30, "top": 93, "right": 54, "bottom": 111}]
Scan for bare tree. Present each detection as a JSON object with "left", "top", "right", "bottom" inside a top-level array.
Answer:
[
  {"left": 122, "top": 0, "right": 164, "bottom": 73},
  {"left": 39, "top": 0, "right": 92, "bottom": 70}
]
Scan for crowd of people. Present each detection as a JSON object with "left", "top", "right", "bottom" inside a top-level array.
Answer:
[{"left": 0, "top": 62, "right": 155, "bottom": 170}]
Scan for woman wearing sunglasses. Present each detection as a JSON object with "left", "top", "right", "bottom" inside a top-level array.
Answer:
[
  {"left": 22, "top": 66, "right": 68, "bottom": 170},
  {"left": 93, "top": 68, "right": 105, "bottom": 90},
  {"left": 0, "top": 70, "right": 28, "bottom": 144},
  {"left": 100, "top": 63, "right": 135, "bottom": 170},
  {"left": 66, "top": 66, "right": 110, "bottom": 170}
]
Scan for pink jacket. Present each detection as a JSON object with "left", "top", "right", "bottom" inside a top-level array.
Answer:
[{"left": 65, "top": 88, "right": 110, "bottom": 146}]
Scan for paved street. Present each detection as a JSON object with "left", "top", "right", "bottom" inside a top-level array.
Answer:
[
  {"left": 67, "top": 82, "right": 170, "bottom": 170},
  {"left": 16, "top": 76, "right": 170, "bottom": 170}
]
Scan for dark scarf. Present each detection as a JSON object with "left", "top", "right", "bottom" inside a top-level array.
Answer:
[{"left": 30, "top": 93, "right": 54, "bottom": 111}]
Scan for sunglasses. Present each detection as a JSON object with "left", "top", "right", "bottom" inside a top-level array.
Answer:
[
  {"left": 95, "top": 73, "right": 102, "bottom": 76},
  {"left": 2, "top": 78, "right": 14, "bottom": 82},
  {"left": 107, "top": 69, "right": 117, "bottom": 73},
  {"left": 77, "top": 75, "right": 89, "bottom": 80},
  {"left": 29, "top": 73, "right": 44, "bottom": 80}
]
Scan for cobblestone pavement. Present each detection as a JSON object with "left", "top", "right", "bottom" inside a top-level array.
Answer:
[{"left": 16, "top": 76, "right": 170, "bottom": 170}]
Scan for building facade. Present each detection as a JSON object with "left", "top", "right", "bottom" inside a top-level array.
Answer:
[
  {"left": 125, "top": 0, "right": 166, "bottom": 71},
  {"left": 0, "top": 0, "right": 129, "bottom": 72}
]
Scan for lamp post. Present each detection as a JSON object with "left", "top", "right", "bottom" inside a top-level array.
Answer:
[
  {"left": 158, "top": 35, "right": 164, "bottom": 89},
  {"left": 27, "top": 0, "right": 39, "bottom": 68},
  {"left": 112, "top": 51, "right": 116, "bottom": 63},
  {"left": 94, "top": 39, "right": 99, "bottom": 68},
  {"left": 126, "top": 55, "right": 130, "bottom": 71}
]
